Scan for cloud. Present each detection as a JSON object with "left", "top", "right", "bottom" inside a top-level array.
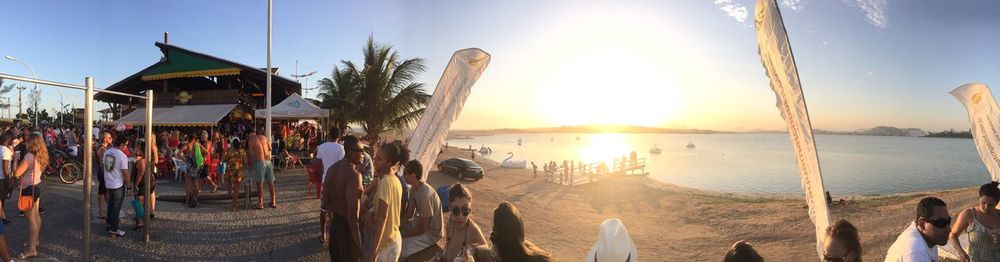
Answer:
[
  {"left": 780, "top": 0, "right": 805, "bottom": 11},
  {"left": 714, "top": 0, "right": 749, "bottom": 24},
  {"left": 851, "top": 0, "right": 889, "bottom": 29}
]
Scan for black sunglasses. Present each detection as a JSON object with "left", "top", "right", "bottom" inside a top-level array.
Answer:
[
  {"left": 921, "top": 216, "right": 951, "bottom": 228},
  {"left": 822, "top": 253, "right": 846, "bottom": 262},
  {"left": 451, "top": 205, "right": 471, "bottom": 217}
]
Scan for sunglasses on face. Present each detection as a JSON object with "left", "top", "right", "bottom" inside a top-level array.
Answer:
[
  {"left": 451, "top": 205, "right": 471, "bottom": 217},
  {"left": 922, "top": 216, "right": 951, "bottom": 228},
  {"left": 822, "top": 253, "right": 847, "bottom": 262}
]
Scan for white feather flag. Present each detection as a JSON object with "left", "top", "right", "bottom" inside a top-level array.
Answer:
[
  {"left": 407, "top": 48, "right": 491, "bottom": 180},
  {"left": 754, "top": 0, "right": 831, "bottom": 258},
  {"left": 950, "top": 83, "right": 1000, "bottom": 182}
]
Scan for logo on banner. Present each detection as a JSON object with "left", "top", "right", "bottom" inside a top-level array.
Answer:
[
  {"left": 973, "top": 93, "right": 982, "bottom": 105},
  {"left": 290, "top": 100, "right": 301, "bottom": 108}
]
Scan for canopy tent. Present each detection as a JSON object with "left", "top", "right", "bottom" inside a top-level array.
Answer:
[
  {"left": 255, "top": 93, "right": 328, "bottom": 119},
  {"left": 112, "top": 104, "right": 237, "bottom": 127}
]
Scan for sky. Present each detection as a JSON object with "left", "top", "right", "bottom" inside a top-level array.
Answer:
[{"left": 1, "top": 0, "right": 999, "bottom": 132}]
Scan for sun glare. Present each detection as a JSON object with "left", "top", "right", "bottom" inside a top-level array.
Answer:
[
  {"left": 538, "top": 53, "right": 684, "bottom": 127},
  {"left": 578, "top": 133, "right": 632, "bottom": 165},
  {"left": 533, "top": 5, "right": 685, "bottom": 128}
]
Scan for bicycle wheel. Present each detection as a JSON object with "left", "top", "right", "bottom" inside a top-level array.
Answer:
[{"left": 59, "top": 162, "right": 83, "bottom": 184}]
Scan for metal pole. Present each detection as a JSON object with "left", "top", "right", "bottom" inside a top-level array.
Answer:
[
  {"left": 143, "top": 90, "right": 153, "bottom": 242},
  {"left": 265, "top": 0, "right": 273, "bottom": 143},
  {"left": 82, "top": 77, "right": 94, "bottom": 262}
]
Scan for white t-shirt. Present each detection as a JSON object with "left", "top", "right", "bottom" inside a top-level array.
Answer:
[
  {"left": 92, "top": 127, "right": 100, "bottom": 140},
  {"left": 0, "top": 146, "right": 10, "bottom": 179},
  {"left": 316, "top": 141, "right": 344, "bottom": 182},
  {"left": 884, "top": 221, "right": 939, "bottom": 262},
  {"left": 102, "top": 147, "right": 129, "bottom": 189}
]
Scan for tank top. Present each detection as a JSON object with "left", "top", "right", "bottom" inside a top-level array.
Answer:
[
  {"left": 20, "top": 153, "right": 42, "bottom": 188},
  {"left": 966, "top": 208, "right": 1000, "bottom": 262}
]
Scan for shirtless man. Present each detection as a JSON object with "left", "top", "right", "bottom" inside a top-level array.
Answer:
[
  {"left": 248, "top": 129, "right": 276, "bottom": 209},
  {"left": 321, "top": 135, "right": 365, "bottom": 261}
]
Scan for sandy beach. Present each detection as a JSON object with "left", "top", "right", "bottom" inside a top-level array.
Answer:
[{"left": 432, "top": 146, "right": 980, "bottom": 261}]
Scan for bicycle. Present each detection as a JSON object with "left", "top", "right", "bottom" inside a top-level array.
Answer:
[{"left": 48, "top": 149, "right": 84, "bottom": 184}]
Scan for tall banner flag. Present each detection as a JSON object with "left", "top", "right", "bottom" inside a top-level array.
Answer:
[
  {"left": 754, "top": 0, "right": 831, "bottom": 258},
  {"left": 407, "top": 48, "right": 491, "bottom": 181},
  {"left": 951, "top": 83, "right": 1000, "bottom": 181}
]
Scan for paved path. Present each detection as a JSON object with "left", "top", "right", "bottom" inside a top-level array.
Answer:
[{"left": 2, "top": 168, "right": 328, "bottom": 261}]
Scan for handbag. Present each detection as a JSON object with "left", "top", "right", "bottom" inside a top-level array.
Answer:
[
  {"left": 18, "top": 185, "right": 33, "bottom": 212},
  {"left": 131, "top": 195, "right": 145, "bottom": 218},
  {"left": 17, "top": 157, "right": 37, "bottom": 212}
]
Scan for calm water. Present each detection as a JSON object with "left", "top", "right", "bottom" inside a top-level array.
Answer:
[{"left": 446, "top": 133, "right": 989, "bottom": 195}]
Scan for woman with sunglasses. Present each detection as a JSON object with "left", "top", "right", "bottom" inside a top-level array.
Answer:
[
  {"left": 950, "top": 181, "right": 1000, "bottom": 262},
  {"left": 438, "top": 183, "right": 487, "bottom": 262},
  {"left": 368, "top": 142, "right": 409, "bottom": 262},
  {"left": 487, "top": 201, "right": 552, "bottom": 262},
  {"left": 822, "top": 219, "right": 861, "bottom": 262}
]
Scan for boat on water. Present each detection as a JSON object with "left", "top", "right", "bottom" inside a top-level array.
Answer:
[
  {"left": 649, "top": 145, "right": 662, "bottom": 154},
  {"left": 686, "top": 141, "right": 696, "bottom": 149}
]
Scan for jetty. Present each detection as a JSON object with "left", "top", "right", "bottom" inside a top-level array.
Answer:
[{"left": 543, "top": 156, "right": 648, "bottom": 186}]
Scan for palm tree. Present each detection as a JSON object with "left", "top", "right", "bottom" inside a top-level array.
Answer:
[
  {"left": 316, "top": 67, "right": 358, "bottom": 133},
  {"left": 341, "top": 36, "right": 430, "bottom": 145}
]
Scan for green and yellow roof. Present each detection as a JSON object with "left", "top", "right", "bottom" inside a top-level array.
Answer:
[{"left": 96, "top": 42, "right": 300, "bottom": 105}]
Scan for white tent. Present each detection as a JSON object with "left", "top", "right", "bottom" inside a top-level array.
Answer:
[{"left": 255, "top": 93, "right": 328, "bottom": 119}]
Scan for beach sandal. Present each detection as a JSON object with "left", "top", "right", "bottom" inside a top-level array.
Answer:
[{"left": 18, "top": 252, "right": 37, "bottom": 259}]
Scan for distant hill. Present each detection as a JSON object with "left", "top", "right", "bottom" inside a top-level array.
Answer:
[
  {"left": 924, "top": 129, "right": 973, "bottom": 139},
  {"left": 744, "top": 126, "right": 929, "bottom": 137},
  {"left": 450, "top": 125, "right": 727, "bottom": 136},
  {"left": 855, "top": 126, "right": 928, "bottom": 137}
]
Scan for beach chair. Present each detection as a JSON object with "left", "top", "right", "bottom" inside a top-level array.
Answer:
[{"left": 282, "top": 149, "right": 302, "bottom": 169}]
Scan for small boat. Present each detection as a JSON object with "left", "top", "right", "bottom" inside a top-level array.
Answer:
[
  {"left": 575, "top": 136, "right": 581, "bottom": 141},
  {"left": 649, "top": 145, "right": 662, "bottom": 154},
  {"left": 517, "top": 138, "right": 523, "bottom": 146},
  {"left": 686, "top": 141, "right": 696, "bottom": 149}
]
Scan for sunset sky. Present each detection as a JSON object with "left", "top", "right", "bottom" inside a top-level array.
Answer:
[{"left": 1, "top": 0, "right": 998, "bottom": 132}]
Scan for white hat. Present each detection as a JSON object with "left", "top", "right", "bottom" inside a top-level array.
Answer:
[{"left": 587, "top": 218, "right": 637, "bottom": 262}]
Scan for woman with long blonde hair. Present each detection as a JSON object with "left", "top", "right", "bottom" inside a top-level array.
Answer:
[{"left": 13, "top": 133, "right": 47, "bottom": 259}]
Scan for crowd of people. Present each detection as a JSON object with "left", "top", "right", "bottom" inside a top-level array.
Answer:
[
  {"left": 22, "top": 121, "right": 1000, "bottom": 261},
  {"left": 315, "top": 127, "right": 569, "bottom": 262},
  {"left": 0, "top": 123, "right": 88, "bottom": 259}
]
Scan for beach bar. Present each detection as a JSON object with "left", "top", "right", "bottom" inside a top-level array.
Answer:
[{"left": 98, "top": 41, "right": 301, "bottom": 128}]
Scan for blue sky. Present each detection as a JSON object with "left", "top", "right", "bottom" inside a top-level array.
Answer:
[{"left": 1, "top": 0, "right": 998, "bottom": 131}]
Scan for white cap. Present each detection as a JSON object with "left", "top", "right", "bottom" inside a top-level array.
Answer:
[{"left": 587, "top": 218, "right": 637, "bottom": 262}]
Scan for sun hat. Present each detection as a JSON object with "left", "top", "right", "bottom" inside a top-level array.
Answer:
[{"left": 587, "top": 218, "right": 638, "bottom": 262}]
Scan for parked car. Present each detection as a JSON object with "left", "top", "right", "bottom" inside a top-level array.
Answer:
[{"left": 438, "top": 158, "right": 484, "bottom": 181}]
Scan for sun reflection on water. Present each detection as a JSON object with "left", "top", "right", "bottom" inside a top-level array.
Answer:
[{"left": 577, "top": 133, "right": 633, "bottom": 165}]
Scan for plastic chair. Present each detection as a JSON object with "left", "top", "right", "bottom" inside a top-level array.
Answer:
[{"left": 171, "top": 158, "right": 185, "bottom": 181}]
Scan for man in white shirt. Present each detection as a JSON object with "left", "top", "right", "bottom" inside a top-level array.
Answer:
[
  {"left": 400, "top": 160, "right": 444, "bottom": 260},
  {"left": 314, "top": 127, "right": 343, "bottom": 243},
  {"left": 102, "top": 136, "right": 131, "bottom": 238},
  {"left": 884, "top": 197, "right": 951, "bottom": 262}
]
